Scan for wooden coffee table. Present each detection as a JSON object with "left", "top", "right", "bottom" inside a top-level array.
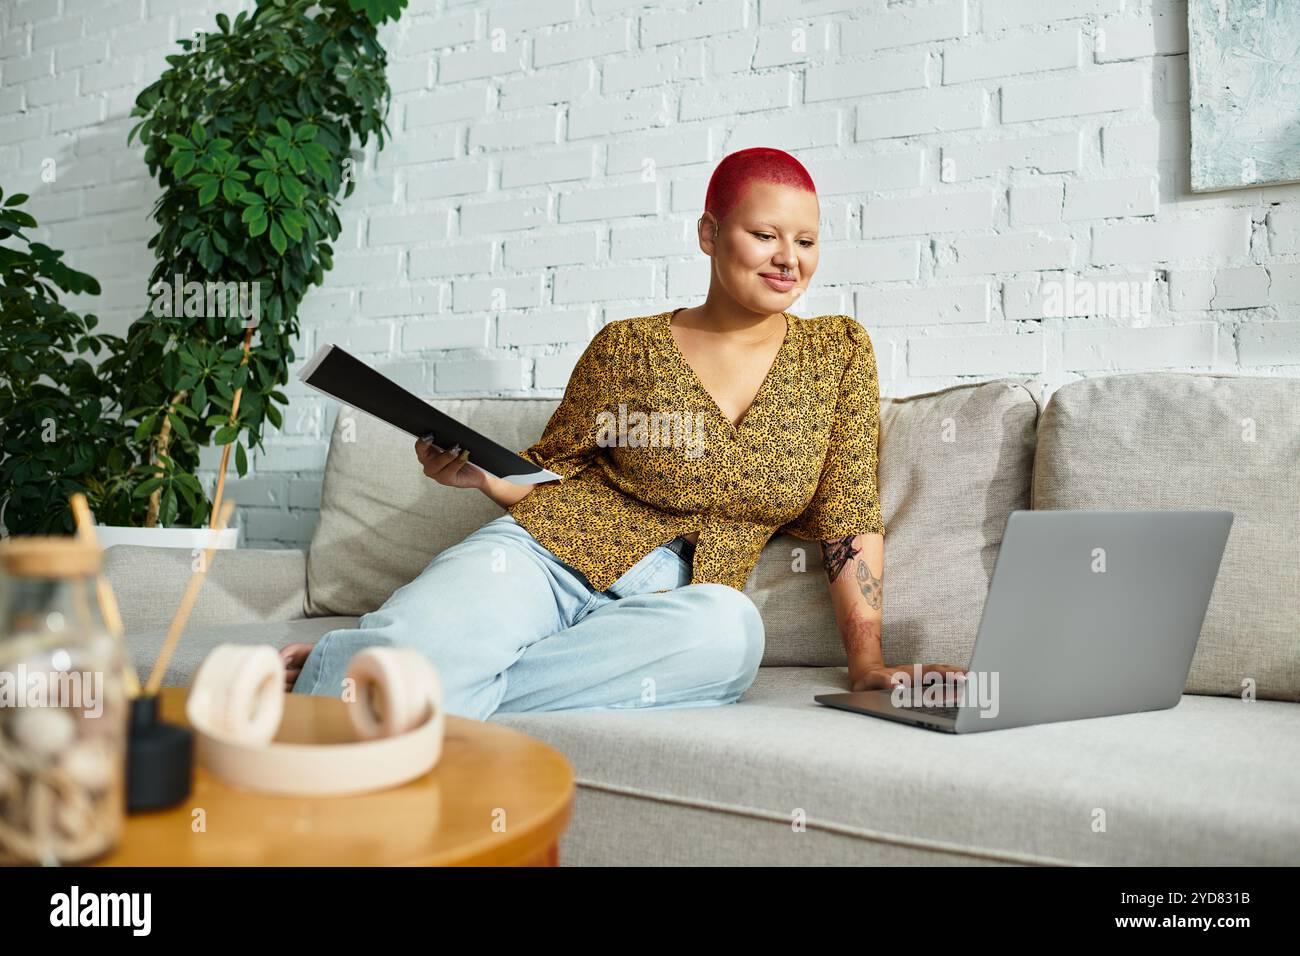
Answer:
[{"left": 96, "top": 686, "right": 574, "bottom": 866}]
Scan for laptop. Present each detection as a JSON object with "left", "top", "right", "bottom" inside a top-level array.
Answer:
[{"left": 814, "top": 509, "right": 1233, "bottom": 733}]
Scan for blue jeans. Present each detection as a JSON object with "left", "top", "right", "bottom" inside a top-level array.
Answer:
[{"left": 291, "top": 514, "right": 765, "bottom": 721}]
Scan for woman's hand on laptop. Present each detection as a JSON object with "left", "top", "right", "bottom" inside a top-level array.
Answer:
[
  {"left": 849, "top": 662, "right": 968, "bottom": 693},
  {"left": 415, "top": 435, "right": 488, "bottom": 491}
]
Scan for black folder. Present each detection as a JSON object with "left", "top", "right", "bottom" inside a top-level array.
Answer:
[{"left": 297, "top": 343, "right": 562, "bottom": 484}]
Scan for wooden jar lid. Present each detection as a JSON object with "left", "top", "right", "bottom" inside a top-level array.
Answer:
[{"left": 0, "top": 537, "right": 101, "bottom": 577}]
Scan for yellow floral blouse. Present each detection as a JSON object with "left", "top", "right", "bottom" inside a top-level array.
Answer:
[{"left": 507, "top": 307, "right": 886, "bottom": 592}]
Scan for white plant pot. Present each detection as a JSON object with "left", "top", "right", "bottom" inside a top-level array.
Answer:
[{"left": 93, "top": 525, "right": 241, "bottom": 550}]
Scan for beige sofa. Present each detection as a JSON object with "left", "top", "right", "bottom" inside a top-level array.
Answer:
[{"left": 104, "top": 371, "right": 1300, "bottom": 866}]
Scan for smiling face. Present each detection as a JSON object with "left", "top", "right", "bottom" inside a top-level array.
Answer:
[{"left": 698, "top": 179, "right": 820, "bottom": 316}]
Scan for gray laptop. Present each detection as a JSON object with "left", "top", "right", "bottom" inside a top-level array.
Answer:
[{"left": 814, "top": 509, "right": 1233, "bottom": 733}]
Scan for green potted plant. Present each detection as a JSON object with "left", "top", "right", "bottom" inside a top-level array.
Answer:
[
  {"left": 115, "top": 0, "right": 407, "bottom": 542},
  {"left": 0, "top": 191, "right": 230, "bottom": 546},
  {"left": 0, "top": 0, "right": 408, "bottom": 544},
  {"left": 0, "top": 190, "right": 132, "bottom": 536}
]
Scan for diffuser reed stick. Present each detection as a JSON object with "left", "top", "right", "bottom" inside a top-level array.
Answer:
[
  {"left": 69, "top": 493, "right": 142, "bottom": 698},
  {"left": 143, "top": 499, "right": 236, "bottom": 696}
]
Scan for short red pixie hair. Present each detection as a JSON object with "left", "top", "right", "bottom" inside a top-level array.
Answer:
[{"left": 703, "top": 147, "right": 818, "bottom": 224}]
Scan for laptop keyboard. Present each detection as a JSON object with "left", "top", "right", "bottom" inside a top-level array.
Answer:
[{"left": 894, "top": 704, "right": 960, "bottom": 720}]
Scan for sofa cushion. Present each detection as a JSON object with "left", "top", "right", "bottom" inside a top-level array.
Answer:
[
  {"left": 104, "top": 545, "right": 307, "bottom": 635},
  {"left": 127, "top": 617, "right": 359, "bottom": 689},
  {"left": 490, "top": 666, "right": 1300, "bottom": 865},
  {"left": 306, "top": 399, "right": 557, "bottom": 617},
  {"left": 1032, "top": 372, "right": 1300, "bottom": 702},
  {"left": 306, "top": 381, "right": 1041, "bottom": 669},
  {"left": 748, "top": 378, "right": 1041, "bottom": 667}
]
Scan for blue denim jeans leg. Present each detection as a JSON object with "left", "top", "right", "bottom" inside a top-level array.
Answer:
[{"left": 291, "top": 513, "right": 765, "bottom": 721}]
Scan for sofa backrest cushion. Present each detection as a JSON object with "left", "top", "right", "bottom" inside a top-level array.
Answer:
[
  {"left": 305, "top": 399, "right": 557, "bottom": 618},
  {"left": 751, "top": 378, "right": 1042, "bottom": 667},
  {"left": 1032, "top": 372, "right": 1300, "bottom": 702}
]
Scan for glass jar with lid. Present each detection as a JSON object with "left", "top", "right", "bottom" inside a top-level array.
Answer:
[{"left": 0, "top": 537, "right": 127, "bottom": 865}]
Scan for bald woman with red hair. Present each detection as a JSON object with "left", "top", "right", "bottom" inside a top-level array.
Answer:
[{"left": 283, "top": 147, "right": 966, "bottom": 719}]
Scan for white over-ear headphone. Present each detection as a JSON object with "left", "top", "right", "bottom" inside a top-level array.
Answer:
[{"left": 186, "top": 645, "right": 445, "bottom": 796}]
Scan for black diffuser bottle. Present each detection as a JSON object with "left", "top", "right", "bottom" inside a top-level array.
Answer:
[{"left": 126, "top": 693, "right": 194, "bottom": 812}]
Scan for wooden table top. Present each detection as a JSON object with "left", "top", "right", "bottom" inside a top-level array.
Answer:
[{"left": 97, "top": 686, "right": 574, "bottom": 866}]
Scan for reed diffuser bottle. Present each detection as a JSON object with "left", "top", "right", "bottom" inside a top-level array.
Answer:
[{"left": 0, "top": 537, "right": 128, "bottom": 865}]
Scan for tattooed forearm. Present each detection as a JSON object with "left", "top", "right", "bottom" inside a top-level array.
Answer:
[
  {"left": 821, "top": 536, "right": 884, "bottom": 609},
  {"left": 825, "top": 534, "right": 886, "bottom": 669},
  {"left": 856, "top": 558, "right": 882, "bottom": 610},
  {"left": 842, "top": 615, "right": 882, "bottom": 658},
  {"left": 820, "top": 535, "right": 860, "bottom": 583}
]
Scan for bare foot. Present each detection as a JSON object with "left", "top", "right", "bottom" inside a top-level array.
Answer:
[{"left": 280, "top": 642, "right": 316, "bottom": 692}]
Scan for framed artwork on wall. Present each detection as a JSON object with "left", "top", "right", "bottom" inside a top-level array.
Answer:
[{"left": 1188, "top": 0, "right": 1300, "bottom": 192}]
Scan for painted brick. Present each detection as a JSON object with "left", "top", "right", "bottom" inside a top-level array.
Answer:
[
  {"left": 1092, "top": 210, "right": 1252, "bottom": 265},
  {"left": 1061, "top": 177, "right": 1158, "bottom": 220},
  {"left": 942, "top": 132, "right": 1082, "bottom": 181},
  {"left": 403, "top": 316, "right": 491, "bottom": 350},
  {"left": 553, "top": 264, "right": 656, "bottom": 302},
  {"left": 558, "top": 181, "right": 657, "bottom": 222},
  {"left": 857, "top": 87, "right": 985, "bottom": 140},
  {"left": 944, "top": 29, "right": 1080, "bottom": 84},
  {"left": 1009, "top": 183, "right": 1063, "bottom": 225},
  {"left": 642, "top": 0, "right": 747, "bottom": 47},
  {"left": 862, "top": 191, "right": 994, "bottom": 238},
  {"left": 806, "top": 52, "right": 928, "bottom": 102},
  {"left": 1003, "top": 272, "right": 1154, "bottom": 320},
  {"left": 984, "top": 0, "right": 1123, "bottom": 31},
  {"left": 1208, "top": 266, "right": 1270, "bottom": 310},
  {"left": 1238, "top": 321, "right": 1300, "bottom": 366},
  {"left": 683, "top": 70, "right": 794, "bottom": 119},
  {"left": 452, "top": 275, "right": 544, "bottom": 312},
  {"left": 1267, "top": 209, "right": 1300, "bottom": 255},
  {"left": 1096, "top": 16, "right": 1157, "bottom": 62},
  {"left": 944, "top": 232, "right": 1076, "bottom": 276},
  {"left": 410, "top": 242, "right": 494, "bottom": 279},
  {"left": 909, "top": 332, "right": 1045, "bottom": 375},
  {"left": 857, "top": 283, "right": 990, "bottom": 326},
  {"left": 1002, "top": 66, "right": 1146, "bottom": 123},
  {"left": 841, "top": 0, "right": 968, "bottom": 51},
  {"left": 1102, "top": 124, "right": 1160, "bottom": 166},
  {"left": 461, "top": 197, "right": 551, "bottom": 235},
  {"left": 504, "top": 231, "right": 599, "bottom": 269},
  {"left": 434, "top": 358, "right": 526, "bottom": 392},
  {"left": 1063, "top": 323, "right": 1217, "bottom": 370},
  {"left": 817, "top": 151, "right": 925, "bottom": 193},
  {"left": 818, "top": 241, "right": 921, "bottom": 283},
  {"left": 1168, "top": 270, "right": 1215, "bottom": 311},
  {"left": 1268, "top": 263, "right": 1300, "bottom": 304}
]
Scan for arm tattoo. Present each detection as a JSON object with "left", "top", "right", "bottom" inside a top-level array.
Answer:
[
  {"left": 820, "top": 535, "right": 859, "bottom": 583},
  {"left": 842, "top": 615, "right": 882, "bottom": 657},
  {"left": 822, "top": 535, "right": 884, "bottom": 610},
  {"left": 856, "top": 559, "right": 883, "bottom": 610}
]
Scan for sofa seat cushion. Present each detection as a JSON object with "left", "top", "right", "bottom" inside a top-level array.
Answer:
[
  {"left": 490, "top": 667, "right": 1300, "bottom": 866},
  {"left": 1033, "top": 372, "right": 1300, "bottom": 701},
  {"left": 126, "top": 617, "right": 358, "bottom": 689}
]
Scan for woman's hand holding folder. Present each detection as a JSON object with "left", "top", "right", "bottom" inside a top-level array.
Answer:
[{"left": 415, "top": 435, "right": 488, "bottom": 491}]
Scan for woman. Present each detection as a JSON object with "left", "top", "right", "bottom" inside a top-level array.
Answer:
[{"left": 283, "top": 147, "right": 965, "bottom": 720}]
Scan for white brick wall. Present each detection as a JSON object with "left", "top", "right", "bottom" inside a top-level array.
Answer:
[{"left": 3, "top": 0, "right": 1298, "bottom": 549}]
